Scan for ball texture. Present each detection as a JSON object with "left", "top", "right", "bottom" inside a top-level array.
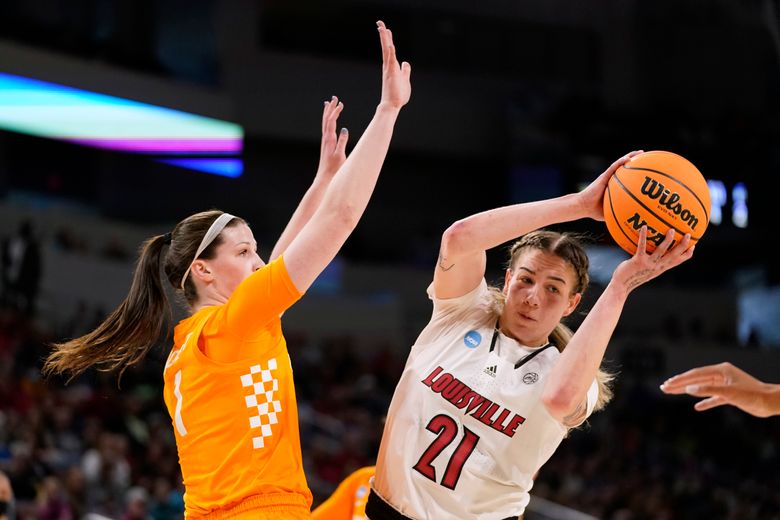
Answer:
[{"left": 603, "top": 151, "right": 710, "bottom": 255}]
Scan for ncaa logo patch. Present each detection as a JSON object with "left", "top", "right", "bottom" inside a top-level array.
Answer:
[
  {"left": 356, "top": 485, "right": 368, "bottom": 499},
  {"left": 522, "top": 372, "right": 539, "bottom": 384},
  {"left": 464, "top": 330, "right": 482, "bottom": 349}
]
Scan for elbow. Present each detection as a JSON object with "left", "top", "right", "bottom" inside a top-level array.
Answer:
[
  {"left": 441, "top": 220, "right": 471, "bottom": 256},
  {"left": 541, "top": 387, "right": 578, "bottom": 419}
]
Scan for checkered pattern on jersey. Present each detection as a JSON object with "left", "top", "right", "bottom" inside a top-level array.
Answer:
[{"left": 240, "top": 358, "right": 281, "bottom": 449}]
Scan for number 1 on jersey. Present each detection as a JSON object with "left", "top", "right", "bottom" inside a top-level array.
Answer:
[{"left": 413, "top": 414, "right": 479, "bottom": 490}]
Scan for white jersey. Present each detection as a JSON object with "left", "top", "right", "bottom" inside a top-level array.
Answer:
[{"left": 373, "top": 279, "right": 598, "bottom": 520}]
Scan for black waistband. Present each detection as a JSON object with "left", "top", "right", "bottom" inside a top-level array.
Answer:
[
  {"left": 366, "top": 489, "right": 518, "bottom": 520},
  {"left": 366, "top": 490, "right": 411, "bottom": 520}
]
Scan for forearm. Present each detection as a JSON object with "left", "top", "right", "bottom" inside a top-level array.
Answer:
[
  {"left": 270, "top": 175, "right": 332, "bottom": 260},
  {"left": 316, "top": 104, "right": 399, "bottom": 224},
  {"left": 443, "top": 193, "right": 587, "bottom": 258},
  {"left": 542, "top": 281, "right": 628, "bottom": 414}
]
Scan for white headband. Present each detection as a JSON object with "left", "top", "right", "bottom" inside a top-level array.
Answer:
[{"left": 179, "top": 213, "right": 237, "bottom": 290}]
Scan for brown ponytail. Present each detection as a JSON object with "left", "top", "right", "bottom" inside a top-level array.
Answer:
[
  {"left": 43, "top": 209, "right": 245, "bottom": 382},
  {"left": 43, "top": 234, "right": 171, "bottom": 381}
]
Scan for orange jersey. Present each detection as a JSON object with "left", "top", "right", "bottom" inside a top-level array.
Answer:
[
  {"left": 312, "top": 466, "right": 374, "bottom": 520},
  {"left": 163, "top": 256, "right": 312, "bottom": 518}
]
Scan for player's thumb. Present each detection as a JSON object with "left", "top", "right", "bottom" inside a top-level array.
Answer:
[{"left": 693, "top": 396, "right": 726, "bottom": 412}]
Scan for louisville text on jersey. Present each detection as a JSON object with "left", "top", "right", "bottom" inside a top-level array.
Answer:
[{"left": 421, "top": 366, "right": 526, "bottom": 438}]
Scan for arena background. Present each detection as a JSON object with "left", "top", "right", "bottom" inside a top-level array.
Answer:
[{"left": 1, "top": 1, "right": 779, "bottom": 518}]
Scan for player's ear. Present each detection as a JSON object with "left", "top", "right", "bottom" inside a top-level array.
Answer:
[
  {"left": 562, "top": 292, "right": 581, "bottom": 317},
  {"left": 503, "top": 269, "right": 512, "bottom": 295},
  {"left": 190, "top": 259, "right": 214, "bottom": 284}
]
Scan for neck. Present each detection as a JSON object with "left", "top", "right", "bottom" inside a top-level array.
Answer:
[{"left": 192, "top": 288, "right": 228, "bottom": 313}]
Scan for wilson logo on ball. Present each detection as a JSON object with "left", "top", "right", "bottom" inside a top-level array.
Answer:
[{"left": 639, "top": 176, "right": 701, "bottom": 230}]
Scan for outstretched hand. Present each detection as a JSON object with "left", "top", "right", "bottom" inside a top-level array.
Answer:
[
  {"left": 661, "top": 362, "right": 778, "bottom": 417},
  {"left": 612, "top": 226, "right": 694, "bottom": 295},
  {"left": 377, "top": 20, "right": 411, "bottom": 110},
  {"left": 578, "top": 150, "right": 644, "bottom": 221},
  {"left": 317, "top": 96, "right": 349, "bottom": 178}
]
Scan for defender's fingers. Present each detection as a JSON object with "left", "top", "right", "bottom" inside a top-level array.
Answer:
[
  {"left": 662, "top": 375, "right": 720, "bottom": 393},
  {"left": 384, "top": 41, "right": 398, "bottom": 69},
  {"left": 694, "top": 396, "right": 727, "bottom": 412},
  {"left": 322, "top": 96, "right": 339, "bottom": 132},
  {"left": 328, "top": 101, "right": 344, "bottom": 126},
  {"left": 377, "top": 20, "right": 392, "bottom": 54},
  {"left": 377, "top": 23, "right": 398, "bottom": 68},
  {"left": 684, "top": 383, "right": 739, "bottom": 399},
  {"left": 661, "top": 369, "right": 727, "bottom": 393},
  {"left": 665, "top": 364, "right": 724, "bottom": 382},
  {"left": 335, "top": 128, "right": 349, "bottom": 155}
]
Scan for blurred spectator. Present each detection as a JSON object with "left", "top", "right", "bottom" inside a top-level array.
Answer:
[
  {"left": 52, "top": 227, "right": 88, "bottom": 255},
  {"left": 120, "top": 487, "right": 151, "bottom": 520},
  {"left": 100, "top": 237, "right": 131, "bottom": 262},
  {"left": 0, "top": 471, "right": 13, "bottom": 520},
  {"left": 36, "top": 476, "right": 73, "bottom": 520},
  {"left": 82, "top": 432, "right": 131, "bottom": 515},
  {"left": 147, "top": 477, "right": 182, "bottom": 520},
  {"left": 1, "top": 220, "right": 41, "bottom": 317}
]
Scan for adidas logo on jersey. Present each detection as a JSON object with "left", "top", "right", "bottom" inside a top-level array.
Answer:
[{"left": 483, "top": 365, "right": 497, "bottom": 377}]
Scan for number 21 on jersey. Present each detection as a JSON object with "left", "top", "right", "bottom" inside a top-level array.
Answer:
[{"left": 413, "top": 414, "right": 480, "bottom": 490}]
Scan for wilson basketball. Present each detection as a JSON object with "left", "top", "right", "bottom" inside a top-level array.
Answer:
[{"left": 603, "top": 151, "right": 710, "bottom": 255}]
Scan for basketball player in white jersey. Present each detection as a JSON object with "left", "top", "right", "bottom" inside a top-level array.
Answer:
[{"left": 367, "top": 151, "right": 695, "bottom": 519}]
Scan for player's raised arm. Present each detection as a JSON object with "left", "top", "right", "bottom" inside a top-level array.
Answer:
[
  {"left": 283, "top": 20, "right": 411, "bottom": 293},
  {"left": 270, "top": 97, "right": 349, "bottom": 261}
]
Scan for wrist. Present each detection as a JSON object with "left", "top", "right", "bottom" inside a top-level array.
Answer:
[
  {"left": 376, "top": 102, "right": 402, "bottom": 116},
  {"left": 604, "top": 278, "right": 631, "bottom": 302},
  {"left": 562, "top": 192, "right": 590, "bottom": 220},
  {"left": 763, "top": 383, "right": 780, "bottom": 416},
  {"left": 312, "top": 171, "right": 335, "bottom": 185}
]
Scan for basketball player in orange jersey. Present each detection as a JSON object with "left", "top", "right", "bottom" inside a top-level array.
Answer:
[
  {"left": 661, "top": 362, "right": 780, "bottom": 417},
  {"left": 312, "top": 466, "right": 375, "bottom": 520},
  {"left": 43, "top": 20, "right": 411, "bottom": 519},
  {"left": 368, "top": 152, "right": 695, "bottom": 519}
]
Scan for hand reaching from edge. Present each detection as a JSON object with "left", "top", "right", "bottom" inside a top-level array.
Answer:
[{"left": 661, "top": 362, "right": 779, "bottom": 418}]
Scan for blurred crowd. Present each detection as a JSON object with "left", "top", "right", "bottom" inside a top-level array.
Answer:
[
  {"left": 534, "top": 377, "right": 780, "bottom": 519},
  {"left": 1, "top": 305, "right": 779, "bottom": 519}
]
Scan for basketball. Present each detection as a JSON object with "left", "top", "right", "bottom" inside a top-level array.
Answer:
[{"left": 603, "top": 151, "right": 710, "bottom": 255}]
